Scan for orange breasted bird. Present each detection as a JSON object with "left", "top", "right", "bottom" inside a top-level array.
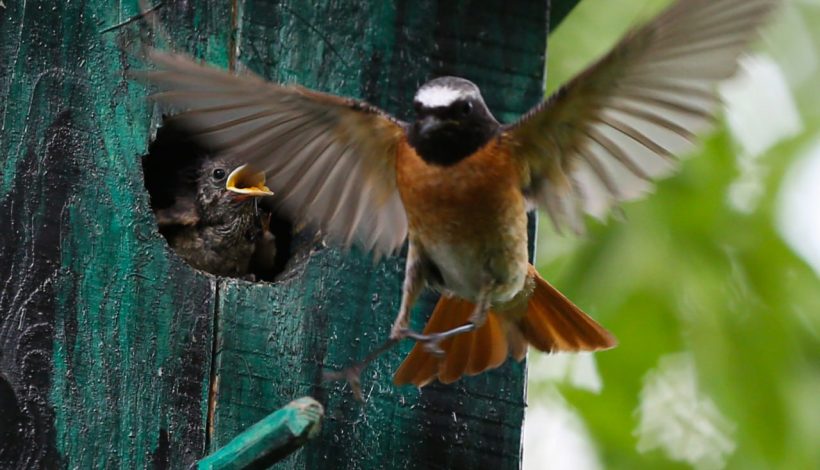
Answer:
[{"left": 134, "top": 0, "right": 778, "bottom": 387}]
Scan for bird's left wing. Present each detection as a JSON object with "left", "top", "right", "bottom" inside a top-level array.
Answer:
[
  {"left": 134, "top": 50, "right": 408, "bottom": 258},
  {"left": 504, "top": 0, "right": 778, "bottom": 233}
]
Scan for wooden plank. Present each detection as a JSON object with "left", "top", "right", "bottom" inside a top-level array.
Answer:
[
  {"left": 0, "top": 0, "right": 577, "bottom": 467},
  {"left": 0, "top": 1, "right": 231, "bottom": 468},
  {"left": 210, "top": 1, "right": 549, "bottom": 468}
]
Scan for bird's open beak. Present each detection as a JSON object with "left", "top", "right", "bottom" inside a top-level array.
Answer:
[{"left": 226, "top": 164, "right": 274, "bottom": 200}]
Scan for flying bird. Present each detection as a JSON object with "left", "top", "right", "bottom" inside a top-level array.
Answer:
[
  {"left": 153, "top": 156, "right": 274, "bottom": 278},
  {"left": 134, "top": 0, "right": 778, "bottom": 387}
]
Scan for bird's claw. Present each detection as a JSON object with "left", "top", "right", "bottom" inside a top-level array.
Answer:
[
  {"left": 399, "top": 325, "right": 476, "bottom": 357},
  {"left": 322, "top": 364, "right": 365, "bottom": 402},
  {"left": 389, "top": 323, "right": 407, "bottom": 341},
  {"left": 324, "top": 324, "right": 475, "bottom": 400},
  {"left": 423, "top": 338, "right": 445, "bottom": 356},
  {"left": 322, "top": 337, "right": 401, "bottom": 402}
]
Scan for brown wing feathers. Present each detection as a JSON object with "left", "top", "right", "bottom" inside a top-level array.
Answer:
[
  {"left": 508, "top": 0, "right": 778, "bottom": 232},
  {"left": 135, "top": 50, "right": 408, "bottom": 258}
]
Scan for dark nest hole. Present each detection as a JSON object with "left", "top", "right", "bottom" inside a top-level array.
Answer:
[{"left": 141, "top": 119, "right": 296, "bottom": 281}]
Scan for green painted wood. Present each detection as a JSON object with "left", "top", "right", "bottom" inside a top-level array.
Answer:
[
  {"left": 0, "top": 1, "right": 582, "bottom": 468},
  {"left": 210, "top": 1, "right": 550, "bottom": 469},
  {"left": 198, "top": 397, "right": 323, "bottom": 470},
  {"left": 0, "top": 1, "right": 231, "bottom": 468}
]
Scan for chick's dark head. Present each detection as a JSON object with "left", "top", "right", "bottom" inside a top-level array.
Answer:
[
  {"left": 195, "top": 158, "right": 268, "bottom": 224},
  {"left": 196, "top": 158, "right": 239, "bottom": 225}
]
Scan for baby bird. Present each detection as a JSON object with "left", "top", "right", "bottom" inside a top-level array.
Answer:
[{"left": 156, "top": 157, "right": 273, "bottom": 278}]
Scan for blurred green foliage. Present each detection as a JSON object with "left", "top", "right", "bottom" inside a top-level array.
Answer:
[{"left": 529, "top": 1, "right": 820, "bottom": 468}]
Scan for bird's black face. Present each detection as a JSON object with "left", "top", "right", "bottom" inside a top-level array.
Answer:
[{"left": 408, "top": 77, "right": 500, "bottom": 166}]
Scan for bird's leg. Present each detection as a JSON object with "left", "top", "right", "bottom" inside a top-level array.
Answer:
[
  {"left": 390, "top": 243, "right": 425, "bottom": 340},
  {"left": 467, "top": 292, "right": 492, "bottom": 326},
  {"left": 402, "top": 285, "right": 493, "bottom": 355},
  {"left": 323, "top": 244, "right": 425, "bottom": 401},
  {"left": 401, "top": 323, "right": 477, "bottom": 356}
]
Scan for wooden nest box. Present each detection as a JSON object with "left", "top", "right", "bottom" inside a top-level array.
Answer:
[{"left": 0, "top": 1, "right": 576, "bottom": 467}]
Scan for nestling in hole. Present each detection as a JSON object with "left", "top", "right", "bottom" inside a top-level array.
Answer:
[{"left": 141, "top": 119, "right": 295, "bottom": 281}]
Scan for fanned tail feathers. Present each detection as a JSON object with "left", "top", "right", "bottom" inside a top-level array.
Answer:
[
  {"left": 393, "top": 265, "right": 616, "bottom": 387},
  {"left": 519, "top": 265, "right": 617, "bottom": 353},
  {"left": 393, "top": 297, "right": 510, "bottom": 387}
]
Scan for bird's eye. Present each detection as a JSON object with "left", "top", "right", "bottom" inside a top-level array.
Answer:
[
  {"left": 212, "top": 168, "right": 226, "bottom": 180},
  {"left": 460, "top": 101, "right": 473, "bottom": 116}
]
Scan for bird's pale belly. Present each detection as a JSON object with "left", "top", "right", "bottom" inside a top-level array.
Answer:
[
  {"left": 396, "top": 137, "right": 530, "bottom": 303},
  {"left": 423, "top": 232, "right": 528, "bottom": 303}
]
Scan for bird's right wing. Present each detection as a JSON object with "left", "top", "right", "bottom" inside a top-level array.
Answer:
[
  {"left": 134, "top": 50, "right": 409, "bottom": 258},
  {"left": 505, "top": 0, "right": 778, "bottom": 233}
]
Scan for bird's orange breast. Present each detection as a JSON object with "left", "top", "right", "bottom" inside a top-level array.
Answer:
[
  {"left": 395, "top": 135, "right": 530, "bottom": 300},
  {"left": 396, "top": 135, "right": 526, "bottom": 240}
]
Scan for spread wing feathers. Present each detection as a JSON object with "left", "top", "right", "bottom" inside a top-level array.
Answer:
[
  {"left": 134, "top": 49, "right": 409, "bottom": 258},
  {"left": 506, "top": 0, "right": 778, "bottom": 232}
]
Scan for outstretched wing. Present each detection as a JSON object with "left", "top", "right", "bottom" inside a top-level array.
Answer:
[
  {"left": 506, "top": 0, "right": 778, "bottom": 232},
  {"left": 134, "top": 50, "right": 408, "bottom": 258}
]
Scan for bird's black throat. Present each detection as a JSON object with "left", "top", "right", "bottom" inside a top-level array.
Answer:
[{"left": 408, "top": 121, "right": 499, "bottom": 166}]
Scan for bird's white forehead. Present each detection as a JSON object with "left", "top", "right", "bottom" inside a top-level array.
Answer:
[{"left": 415, "top": 86, "right": 475, "bottom": 108}]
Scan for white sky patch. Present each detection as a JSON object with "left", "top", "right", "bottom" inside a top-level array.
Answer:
[
  {"left": 635, "top": 353, "right": 736, "bottom": 470},
  {"left": 415, "top": 86, "right": 472, "bottom": 108},
  {"left": 765, "top": 2, "right": 818, "bottom": 88},
  {"left": 523, "top": 389, "right": 603, "bottom": 470},
  {"left": 528, "top": 351, "right": 603, "bottom": 393},
  {"left": 777, "top": 138, "right": 820, "bottom": 277},
  {"left": 720, "top": 55, "right": 802, "bottom": 213},
  {"left": 721, "top": 55, "right": 802, "bottom": 158}
]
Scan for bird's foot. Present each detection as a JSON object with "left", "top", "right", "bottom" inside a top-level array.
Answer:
[
  {"left": 324, "top": 323, "right": 475, "bottom": 400},
  {"left": 322, "top": 338, "right": 400, "bottom": 402},
  {"left": 389, "top": 321, "right": 407, "bottom": 341},
  {"left": 322, "top": 363, "right": 366, "bottom": 401},
  {"left": 400, "top": 322, "right": 476, "bottom": 356}
]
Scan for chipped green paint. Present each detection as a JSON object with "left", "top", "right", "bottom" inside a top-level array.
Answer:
[
  {"left": 0, "top": 0, "right": 581, "bottom": 468},
  {"left": 1, "top": 1, "right": 231, "bottom": 467},
  {"left": 198, "top": 397, "right": 324, "bottom": 470}
]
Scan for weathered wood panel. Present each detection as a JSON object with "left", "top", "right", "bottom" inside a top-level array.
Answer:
[
  {"left": 210, "top": 1, "right": 549, "bottom": 469},
  {"left": 0, "top": 0, "right": 583, "bottom": 468},
  {"left": 0, "top": 1, "right": 230, "bottom": 467}
]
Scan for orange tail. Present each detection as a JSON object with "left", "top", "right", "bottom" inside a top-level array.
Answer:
[{"left": 392, "top": 265, "right": 616, "bottom": 387}]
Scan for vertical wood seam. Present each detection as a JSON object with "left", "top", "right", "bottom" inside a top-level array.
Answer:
[
  {"left": 229, "top": 0, "right": 241, "bottom": 71},
  {"left": 206, "top": 0, "right": 242, "bottom": 451},
  {"left": 205, "top": 279, "right": 222, "bottom": 452}
]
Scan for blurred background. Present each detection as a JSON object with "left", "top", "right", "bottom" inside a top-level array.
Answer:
[{"left": 523, "top": 0, "right": 820, "bottom": 468}]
